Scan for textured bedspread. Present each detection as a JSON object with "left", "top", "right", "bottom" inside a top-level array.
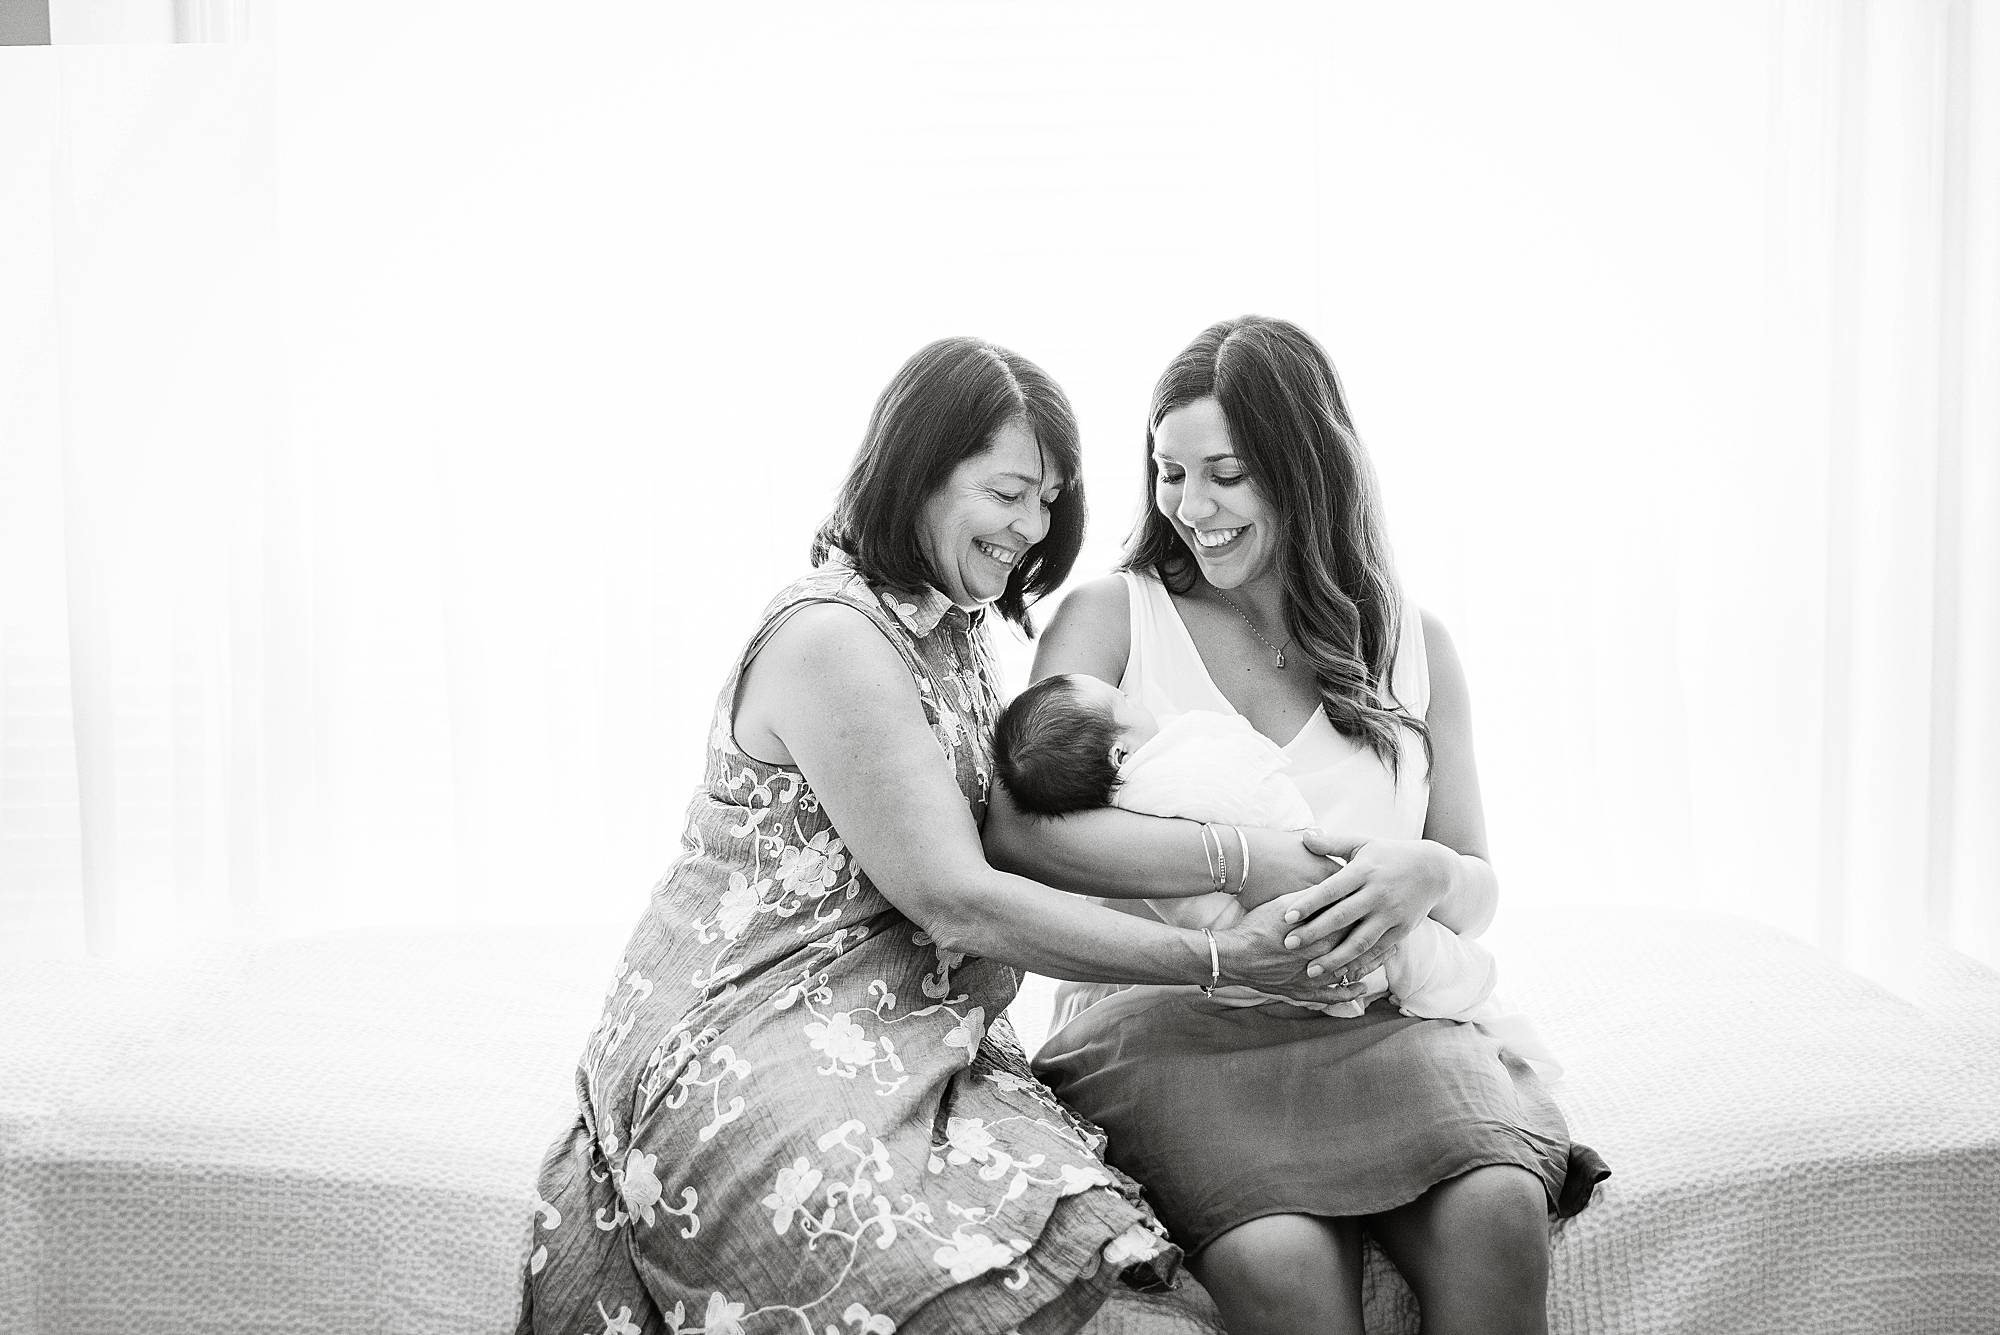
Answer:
[
  {"left": 1363, "top": 909, "right": 2000, "bottom": 1334},
  {"left": 3, "top": 909, "right": 1998, "bottom": 1334},
  {"left": 0, "top": 928, "right": 613, "bottom": 1334}
]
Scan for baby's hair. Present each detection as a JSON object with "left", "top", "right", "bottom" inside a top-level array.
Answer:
[{"left": 992, "top": 675, "right": 1123, "bottom": 816}]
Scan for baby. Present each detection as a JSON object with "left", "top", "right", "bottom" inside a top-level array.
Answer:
[{"left": 994, "top": 673, "right": 1554, "bottom": 1068}]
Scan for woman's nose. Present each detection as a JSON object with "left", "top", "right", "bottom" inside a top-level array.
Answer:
[
  {"left": 1012, "top": 501, "right": 1051, "bottom": 545},
  {"left": 1177, "top": 482, "right": 1216, "bottom": 525}
]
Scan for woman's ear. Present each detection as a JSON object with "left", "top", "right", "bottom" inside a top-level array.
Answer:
[{"left": 1109, "top": 744, "right": 1129, "bottom": 768}]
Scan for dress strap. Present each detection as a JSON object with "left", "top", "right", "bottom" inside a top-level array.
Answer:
[{"left": 1116, "top": 570, "right": 1228, "bottom": 719}]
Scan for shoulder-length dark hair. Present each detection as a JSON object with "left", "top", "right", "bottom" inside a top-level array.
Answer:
[
  {"left": 812, "top": 337, "right": 1084, "bottom": 631},
  {"left": 1123, "top": 315, "right": 1429, "bottom": 773}
]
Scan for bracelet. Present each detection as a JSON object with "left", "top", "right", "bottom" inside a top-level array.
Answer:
[
  {"left": 1199, "top": 928, "right": 1220, "bottom": 997},
  {"left": 1199, "top": 823, "right": 1226, "bottom": 892},
  {"left": 1232, "top": 825, "right": 1251, "bottom": 897}
]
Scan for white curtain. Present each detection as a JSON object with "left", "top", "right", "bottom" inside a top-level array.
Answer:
[{"left": 2, "top": 0, "right": 1995, "bottom": 971}]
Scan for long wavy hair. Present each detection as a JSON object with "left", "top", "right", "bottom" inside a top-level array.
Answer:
[
  {"left": 1123, "top": 315, "right": 1429, "bottom": 775},
  {"left": 812, "top": 337, "right": 1084, "bottom": 632}
]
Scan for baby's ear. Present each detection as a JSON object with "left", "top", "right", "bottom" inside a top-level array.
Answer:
[{"left": 1109, "top": 744, "right": 1129, "bottom": 768}]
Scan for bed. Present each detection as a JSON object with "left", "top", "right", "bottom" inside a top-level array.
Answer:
[{"left": 2, "top": 906, "right": 1997, "bottom": 1333}]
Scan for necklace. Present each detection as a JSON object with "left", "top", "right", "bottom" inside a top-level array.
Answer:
[{"left": 1215, "top": 592, "right": 1290, "bottom": 669}]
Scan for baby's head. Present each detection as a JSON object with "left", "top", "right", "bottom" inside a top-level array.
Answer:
[{"left": 992, "top": 673, "right": 1161, "bottom": 816}]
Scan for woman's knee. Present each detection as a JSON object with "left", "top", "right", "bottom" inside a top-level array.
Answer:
[
  {"left": 1190, "top": 1214, "right": 1364, "bottom": 1335},
  {"left": 1373, "top": 1166, "right": 1550, "bottom": 1327},
  {"left": 1440, "top": 1164, "right": 1551, "bottom": 1260}
]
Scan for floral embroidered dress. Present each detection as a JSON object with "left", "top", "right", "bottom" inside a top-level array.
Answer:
[{"left": 520, "top": 559, "right": 1208, "bottom": 1335}]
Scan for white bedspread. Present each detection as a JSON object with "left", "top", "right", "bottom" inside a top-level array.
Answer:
[
  {"left": 3, "top": 909, "right": 1998, "bottom": 1334},
  {"left": 1360, "top": 908, "right": 2000, "bottom": 1334},
  {"left": 0, "top": 927, "right": 614, "bottom": 1334}
]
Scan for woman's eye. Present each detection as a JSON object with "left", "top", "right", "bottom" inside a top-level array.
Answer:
[
  {"left": 1213, "top": 472, "right": 1247, "bottom": 487},
  {"left": 1158, "top": 470, "right": 1184, "bottom": 485}
]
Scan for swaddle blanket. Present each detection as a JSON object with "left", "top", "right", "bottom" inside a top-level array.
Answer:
[
  {"left": 1110, "top": 711, "right": 1551, "bottom": 1071},
  {"left": 1114, "top": 708, "right": 1318, "bottom": 832}
]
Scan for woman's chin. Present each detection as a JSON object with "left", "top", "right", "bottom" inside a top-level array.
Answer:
[
  {"left": 1189, "top": 553, "right": 1247, "bottom": 588},
  {"left": 1191, "top": 546, "right": 1273, "bottom": 592}
]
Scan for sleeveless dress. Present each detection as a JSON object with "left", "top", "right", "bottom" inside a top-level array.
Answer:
[
  {"left": 519, "top": 559, "right": 1224, "bottom": 1335},
  {"left": 1032, "top": 571, "right": 1608, "bottom": 1255}
]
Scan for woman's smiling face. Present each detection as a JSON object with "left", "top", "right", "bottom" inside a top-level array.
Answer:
[
  {"left": 918, "top": 417, "right": 1065, "bottom": 610},
  {"left": 1152, "top": 396, "right": 1277, "bottom": 591}
]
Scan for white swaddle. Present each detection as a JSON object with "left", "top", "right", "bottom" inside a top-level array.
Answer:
[{"left": 1113, "top": 709, "right": 1558, "bottom": 1074}]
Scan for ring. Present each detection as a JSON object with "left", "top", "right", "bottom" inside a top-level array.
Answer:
[{"left": 1334, "top": 972, "right": 1350, "bottom": 987}]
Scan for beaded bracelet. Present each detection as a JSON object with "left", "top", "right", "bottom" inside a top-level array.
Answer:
[{"left": 1199, "top": 823, "right": 1227, "bottom": 893}]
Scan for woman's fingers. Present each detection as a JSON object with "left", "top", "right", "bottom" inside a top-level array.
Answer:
[
  {"left": 1273, "top": 862, "right": 1365, "bottom": 936},
  {"left": 1300, "top": 829, "right": 1367, "bottom": 864},
  {"left": 1313, "top": 919, "right": 1409, "bottom": 979},
  {"left": 1279, "top": 882, "right": 1373, "bottom": 951}
]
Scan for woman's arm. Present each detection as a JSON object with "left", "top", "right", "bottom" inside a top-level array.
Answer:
[
  {"left": 737, "top": 600, "right": 1349, "bottom": 999},
  {"left": 983, "top": 780, "right": 1320, "bottom": 902},
  {"left": 1415, "top": 610, "right": 1498, "bottom": 934},
  {"left": 1289, "top": 610, "right": 1502, "bottom": 980},
  {"left": 980, "top": 575, "right": 1349, "bottom": 907}
]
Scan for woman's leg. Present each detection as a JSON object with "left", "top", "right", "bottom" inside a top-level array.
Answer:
[
  {"left": 1367, "top": 1165, "right": 1550, "bottom": 1335},
  {"left": 1185, "top": 1213, "right": 1365, "bottom": 1335}
]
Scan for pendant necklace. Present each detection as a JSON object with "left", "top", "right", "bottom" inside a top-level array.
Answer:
[{"left": 1216, "top": 592, "right": 1290, "bottom": 669}]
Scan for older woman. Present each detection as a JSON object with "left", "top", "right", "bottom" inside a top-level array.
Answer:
[
  {"left": 519, "top": 337, "right": 1368, "bottom": 1335},
  {"left": 989, "top": 316, "right": 1608, "bottom": 1335}
]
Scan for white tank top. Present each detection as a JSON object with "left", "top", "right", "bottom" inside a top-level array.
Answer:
[
  {"left": 1041, "top": 572, "right": 1435, "bottom": 1038},
  {"left": 1118, "top": 569, "right": 1431, "bottom": 838}
]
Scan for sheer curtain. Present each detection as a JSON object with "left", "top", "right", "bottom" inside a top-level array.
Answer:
[{"left": 2, "top": 0, "right": 1994, "bottom": 970}]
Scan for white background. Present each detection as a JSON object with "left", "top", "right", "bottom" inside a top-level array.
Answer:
[{"left": 3, "top": 1, "right": 1995, "bottom": 976}]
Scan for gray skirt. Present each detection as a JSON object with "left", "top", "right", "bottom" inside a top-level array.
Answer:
[{"left": 1032, "top": 987, "right": 1609, "bottom": 1255}]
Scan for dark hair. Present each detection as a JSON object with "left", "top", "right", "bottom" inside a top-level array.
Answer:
[
  {"left": 991, "top": 675, "right": 1123, "bottom": 816},
  {"left": 1124, "top": 316, "right": 1430, "bottom": 775},
  {"left": 811, "top": 337, "right": 1085, "bottom": 631}
]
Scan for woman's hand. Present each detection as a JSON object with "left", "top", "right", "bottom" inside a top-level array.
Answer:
[
  {"left": 1235, "top": 827, "right": 1347, "bottom": 912},
  {"left": 1209, "top": 893, "right": 1374, "bottom": 1007},
  {"left": 1269, "top": 835, "right": 1462, "bottom": 984}
]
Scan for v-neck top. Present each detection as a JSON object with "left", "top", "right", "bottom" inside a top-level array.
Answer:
[{"left": 1117, "top": 569, "right": 1431, "bottom": 841}]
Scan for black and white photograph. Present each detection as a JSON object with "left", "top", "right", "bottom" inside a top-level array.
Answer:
[{"left": 3, "top": 1, "right": 1997, "bottom": 1331}]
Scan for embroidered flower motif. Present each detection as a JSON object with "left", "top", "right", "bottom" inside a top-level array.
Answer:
[
  {"left": 777, "top": 830, "right": 848, "bottom": 898},
  {"left": 715, "top": 872, "right": 763, "bottom": 940},
  {"left": 596, "top": 1301, "right": 643, "bottom": 1335},
  {"left": 617, "top": 1147, "right": 665, "bottom": 1225},
  {"left": 934, "top": 1230, "right": 1019, "bottom": 1281},
  {"left": 942, "top": 1116, "right": 997, "bottom": 1166},
  {"left": 701, "top": 1292, "right": 748, "bottom": 1335},
  {"left": 942, "top": 1006, "right": 985, "bottom": 1063},
  {"left": 805, "top": 1011, "right": 878, "bottom": 1070},
  {"left": 936, "top": 703, "right": 966, "bottom": 745},
  {"left": 840, "top": 1302, "right": 896, "bottom": 1334},
  {"left": 1056, "top": 1161, "right": 1115, "bottom": 1196},
  {"left": 1102, "top": 1225, "right": 1168, "bottom": 1268},
  {"left": 762, "top": 1156, "right": 825, "bottom": 1235}
]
